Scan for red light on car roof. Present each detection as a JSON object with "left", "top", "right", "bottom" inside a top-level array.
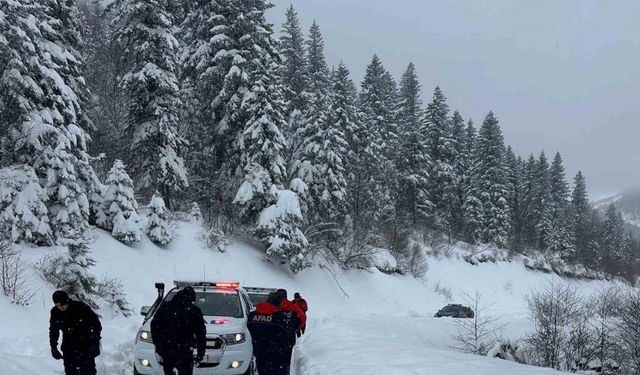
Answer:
[{"left": 215, "top": 281, "right": 239, "bottom": 289}]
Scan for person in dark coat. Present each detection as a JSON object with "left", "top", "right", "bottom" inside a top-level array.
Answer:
[
  {"left": 49, "top": 290, "right": 102, "bottom": 375},
  {"left": 292, "top": 292, "right": 308, "bottom": 337},
  {"left": 151, "top": 286, "right": 207, "bottom": 375},
  {"left": 276, "top": 289, "right": 306, "bottom": 365},
  {"left": 248, "top": 289, "right": 303, "bottom": 375}
]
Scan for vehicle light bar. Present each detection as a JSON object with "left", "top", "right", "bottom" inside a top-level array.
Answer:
[
  {"left": 174, "top": 281, "right": 240, "bottom": 289},
  {"left": 244, "top": 287, "right": 277, "bottom": 294}
]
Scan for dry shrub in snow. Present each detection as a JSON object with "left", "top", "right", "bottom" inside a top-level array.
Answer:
[
  {"left": 526, "top": 282, "right": 582, "bottom": 370},
  {"left": 616, "top": 290, "right": 640, "bottom": 375},
  {"left": 95, "top": 275, "right": 132, "bottom": 316},
  {"left": 405, "top": 243, "right": 428, "bottom": 278},
  {"left": 433, "top": 281, "right": 453, "bottom": 301},
  {"left": 451, "top": 290, "right": 504, "bottom": 355},
  {"left": 325, "top": 224, "right": 376, "bottom": 270},
  {"left": 0, "top": 240, "right": 35, "bottom": 305}
]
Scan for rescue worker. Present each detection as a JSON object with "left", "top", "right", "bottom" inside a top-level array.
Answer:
[
  {"left": 248, "top": 290, "right": 305, "bottom": 375},
  {"left": 292, "top": 292, "right": 308, "bottom": 337},
  {"left": 276, "top": 289, "right": 306, "bottom": 361},
  {"left": 49, "top": 290, "right": 102, "bottom": 375},
  {"left": 151, "top": 286, "right": 207, "bottom": 375}
]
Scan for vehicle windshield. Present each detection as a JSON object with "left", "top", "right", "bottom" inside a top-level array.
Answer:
[
  {"left": 248, "top": 293, "right": 269, "bottom": 305},
  {"left": 162, "top": 289, "right": 243, "bottom": 318}
]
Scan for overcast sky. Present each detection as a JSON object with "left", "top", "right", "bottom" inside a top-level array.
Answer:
[{"left": 267, "top": 0, "right": 640, "bottom": 199}]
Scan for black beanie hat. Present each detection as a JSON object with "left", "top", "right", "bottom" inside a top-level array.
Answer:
[
  {"left": 183, "top": 286, "right": 196, "bottom": 303},
  {"left": 276, "top": 288, "right": 288, "bottom": 299},
  {"left": 52, "top": 290, "right": 70, "bottom": 304},
  {"left": 267, "top": 290, "right": 286, "bottom": 307}
]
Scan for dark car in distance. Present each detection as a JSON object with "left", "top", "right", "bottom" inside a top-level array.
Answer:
[{"left": 434, "top": 304, "right": 475, "bottom": 318}]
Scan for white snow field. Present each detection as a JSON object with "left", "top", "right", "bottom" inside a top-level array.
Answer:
[{"left": 0, "top": 219, "right": 623, "bottom": 374}]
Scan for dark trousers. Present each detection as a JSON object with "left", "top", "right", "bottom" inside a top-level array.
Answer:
[
  {"left": 162, "top": 355, "right": 194, "bottom": 375},
  {"left": 62, "top": 350, "right": 97, "bottom": 375},
  {"left": 255, "top": 355, "right": 289, "bottom": 375}
]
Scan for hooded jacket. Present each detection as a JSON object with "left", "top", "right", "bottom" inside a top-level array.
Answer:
[
  {"left": 150, "top": 288, "right": 207, "bottom": 358},
  {"left": 49, "top": 300, "right": 101, "bottom": 353}
]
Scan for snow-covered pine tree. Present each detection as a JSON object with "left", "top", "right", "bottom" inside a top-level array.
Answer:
[
  {"left": 549, "top": 152, "right": 570, "bottom": 211},
  {"left": 292, "top": 21, "right": 348, "bottom": 228},
  {"left": 520, "top": 154, "right": 538, "bottom": 247},
  {"left": 461, "top": 120, "right": 480, "bottom": 243},
  {"left": 43, "top": 143, "right": 92, "bottom": 244},
  {"left": 0, "top": 166, "right": 52, "bottom": 245},
  {"left": 109, "top": 0, "right": 188, "bottom": 208},
  {"left": 55, "top": 239, "right": 99, "bottom": 308},
  {"left": 42, "top": 0, "right": 100, "bottom": 241},
  {"left": 424, "top": 87, "right": 457, "bottom": 231},
  {"left": 332, "top": 62, "right": 360, "bottom": 172},
  {"left": 147, "top": 192, "right": 172, "bottom": 245},
  {"left": 80, "top": 3, "right": 131, "bottom": 175},
  {"left": 255, "top": 190, "right": 308, "bottom": 273},
  {"left": 601, "top": 204, "right": 625, "bottom": 275},
  {"left": 465, "top": 112, "right": 510, "bottom": 247},
  {"left": 291, "top": 21, "right": 329, "bottom": 215},
  {"left": 570, "top": 171, "right": 591, "bottom": 262},
  {"left": 0, "top": 0, "right": 97, "bottom": 244},
  {"left": 99, "top": 160, "right": 141, "bottom": 242},
  {"left": 178, "top": 0, "right": 228, "bottom": 211},
  {"left": 619, "top": 231, "right": 638, "bottom": 281},
  {"left": 380, "top": 70, "right": 401, "bottom": 158},
  {"left": 316, "top": 91, "right": 349, "bottom": 227},
  {"left": 548, "top": 152, "right": 572, "bottom": 256},
  {"left": 533, "top": 152, "right": 552, "bottom": 250},
  {"left": 449, "top": 110, "right": 467, "bottom": 236},
  {"left": 112, "top": 211, "right": 141, "bottom": 243},
  {"left": 505, "top": 147, "right": 525, "bottom": 251},
  {"left": 355, "top": 55, "right": 397, "bottom": 230},
  {"left": 331, "top": 63, "right": 363, "bottom": 228},
  {"left": 181, "top": 0, "right": 272, "bottom": 219},
  {"left": 231, "top": 1, "right": 307, "bottom": 270},
  {"left": 278, "top": 5, "right": 308, "bottom": 121},
  {"left": 464, "top": 120, "right": 477, "bottom": 164},
  {"left": 395, "top": 62, "right": 432, "bottom": 227},
  {"left": 229, "top": 0, "right": 285, "bottom": 213}
]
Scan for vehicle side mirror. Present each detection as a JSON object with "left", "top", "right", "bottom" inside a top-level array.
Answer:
[{"left": 140, "top": 306, "right": 151, "bottom": 316}]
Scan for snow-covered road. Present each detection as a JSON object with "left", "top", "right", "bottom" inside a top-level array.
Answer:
[{"left": 294, "top": 313, "right": 564, "bottom": 375}]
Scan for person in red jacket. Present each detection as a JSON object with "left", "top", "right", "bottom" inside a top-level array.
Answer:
[
  {"left": 248, "top": 291, "right": 300, "bottom": 375},
  {"left": 292, "top": 292, "right": 308, "bottom": 337},
  {"left": 277, "top": 289, "right": 306, "bottom": 329}
]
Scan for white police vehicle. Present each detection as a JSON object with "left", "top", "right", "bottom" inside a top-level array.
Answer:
[{"left": 133, "top": 281, "right": 256, "bottom": 375}]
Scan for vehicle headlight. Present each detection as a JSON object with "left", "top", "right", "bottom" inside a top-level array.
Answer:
[
  {"left": 138, "top": 330, "right": 152, "bottom": 343},
  {"left": 222, "top": 333, "right": 245, "bottom": 345}
]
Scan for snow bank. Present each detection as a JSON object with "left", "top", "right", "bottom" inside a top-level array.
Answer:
[{"left": 0, "top": 219, "right": 626, "bottom": 375}]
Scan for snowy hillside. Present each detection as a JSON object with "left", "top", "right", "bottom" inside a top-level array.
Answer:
[
  {"left": 595, "top": 188, "right": 640, "bottom": 234},
  {"left": 0, "top": 219, "right": 623, "bottom": 375}
]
